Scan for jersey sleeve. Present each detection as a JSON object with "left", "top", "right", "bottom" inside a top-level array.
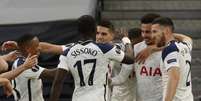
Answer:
[
  {"left": 61, "top": 45, "right": 68, "bottom": 52},
  {"left": 111, "top": 64, "right": 133, "bottom": 85},
  {"left": 21, "top": 65, "right": 45, "bottom": 79},
  {"left": 57, "top": 55, "right": 69, "bottom": 71},
  {"left": 105, "top": 46, "right": 125, "bottom": 62},
  {"left": 164, "top": 52, "right": 180, "bottom": 71},
  {"left": 162, "top": 43, "right": 180, "bottom": 71},
  {"left": 183, "top": 39, "right": 193, "bottom": 51}
]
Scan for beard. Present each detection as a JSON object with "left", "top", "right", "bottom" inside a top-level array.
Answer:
[
  {"left": 144, "top": 37, "right": 154, "bottom": 45},
  {"left": 156, "top": 32, "right": 166, "bottom": 47}
]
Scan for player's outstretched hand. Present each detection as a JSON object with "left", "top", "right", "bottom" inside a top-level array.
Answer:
[
  {"left": 22, "top": 54, "right": 38, "bottom": 69},
  {"left": 1, "top": 41, "right": 18, "bottom": 51},
  {"left": 136, "top": 45, "right": 156, "bottom": 64}
]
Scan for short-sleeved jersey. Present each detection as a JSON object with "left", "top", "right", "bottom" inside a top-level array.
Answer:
[
  {"left": 161, "top": 40, "right": 193, "bottom": 101},
  {"left": 110, "top": 42, "right": 136, "bottom": 101},
  {"left": 58, "top": 40, "right": 125, "bottom": 101},
  {"left": 134, "top": 41, "right": 163, "bottom": 101},
  {"left": 12, "top": 57, "right": 45, "bottom": 101}
]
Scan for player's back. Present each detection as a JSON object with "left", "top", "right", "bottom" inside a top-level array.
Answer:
[
  {"left": 12, "top": 57, "right": 44, "bottom": 101},
  {"left": 64, "top": 40, "right": 125, "bottom": 101},
  {"left": 161, "top": 40, "right": 193, "bottom": 101}
]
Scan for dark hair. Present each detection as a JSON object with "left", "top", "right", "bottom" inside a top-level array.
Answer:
[
  {"left": 152, "top": 17, "right": 174, "bottom": 31},
  {"left": 128, "top": 28, "right": 141, "bottom": 39},
  {"left": 77, "top": 15, "right": 96, "bottom": 37},
  {"left": 98, "top": 19, "right": 114, "bottom": 32},
  {"left": 141, "top": 13, "right": 161, "bottom": 24},
  {"left": 16, "top": 34, "right": 35, "bottom": 47}
]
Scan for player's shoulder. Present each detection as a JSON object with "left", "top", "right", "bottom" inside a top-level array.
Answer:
[
  {"left": 162, "top": 41, "right": 179, "bottom": 61},
  {"left": 134, "top": 41, "right": 146, "bottom": 55},
  {"left": 12, "top": 57, "right": 25, "bottom": 69},
  {"left": 177, "top": 40, "right": 192, "bottom": 52},
  {"left": 62, "top": 41, "right": 82, "bottom": 56},
  {"left": 16, "top": 57, "right": 25, "bottom": 66},
  {"left": 62, "top": 40, "right": 97, "bottom": 56},
  {"left": 134, "top": 41, "right": 146, "bottom": 49},
  {"left": 94, "top": 42, "right": 114, "bottom": 54},
  {"left": 64, "top": 42, "right": 76, "bottom": 48}
]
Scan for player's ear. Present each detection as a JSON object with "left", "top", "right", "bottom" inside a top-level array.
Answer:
[
  {"left": 24, "top": 46, "right": 31, "bottom": 53},
  {"left": 163, "top": 27, "right": 170, "bottom": 34}
]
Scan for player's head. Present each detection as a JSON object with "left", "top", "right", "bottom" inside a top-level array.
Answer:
[
  {"left": 128, "top": 28, "right": 143, "bottom": 45},
  {"left": 96, "top": 19, "right": 115, "bottom": 43},
  {"left": 17, "top": 34, "right": 40, "bottom": 57},
  {"left": 151, "top": 17, "right": 174, "bottom": 47},
  {"left": 77, "top": 15, "right": 97, "bottom": 40},
  {"left": 140, "top": 13, "right": 160, "bottom": 45}
]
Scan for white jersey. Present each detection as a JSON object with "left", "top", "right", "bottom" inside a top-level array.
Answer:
[
  {"left": 58, "top": 40, "right": 125, "bottom": 101},
  {"left": 12, "top": 57, "right": 45, "bottom": 101},
  {"left": 134, "top": 41, "right": 163, "bottom": 101},
  {"left": 110, "top": 43, "right": 136, "bottom": 101},
  {"left": 161, "top": 40, "right": 193, "bottom": 101}
]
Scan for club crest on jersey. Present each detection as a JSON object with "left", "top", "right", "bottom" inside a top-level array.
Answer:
[{"left": 167, "top": 59, "right": 177, "bottom": 64}]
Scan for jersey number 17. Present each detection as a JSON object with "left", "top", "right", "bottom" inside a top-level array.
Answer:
[{"left": 74, "top": 59, "right": 97, "bottom": 87}]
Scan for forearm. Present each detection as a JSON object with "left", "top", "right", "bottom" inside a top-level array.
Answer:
[
  {"left": 1, "top": 55, "right": 10, "bottom": 62},
  {"left": 165, "top": 78, "right": 179, "bottom": 101},
  {"left": 121, "top": 37, "right": 134, "bottom": 64},
  {"left": 173, "top": 33, "right": 192, "bottom": 42},
  {"left": 0, "top": 77, "right": 10, "bottom": 86},
  {"left": 0, "top": 64, "right": 26, "bottom": 80},
  {"left": 39, "top": 42, "right": 63, "bottom": 54},
  {"left": 124, "top": 43, "right": 134, "bottom": 57},
  {"left": 111, "top": 64, "right": 133, "bottom": 85},
  {"left": 165, "top": 68, "right": 180, "bottom": 101},
  {"left": 0, "top": 57, "right": 9, "bottom": 73}
]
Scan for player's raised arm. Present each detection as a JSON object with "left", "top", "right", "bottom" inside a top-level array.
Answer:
[
  {"left": 2, "top": 40, "right": 67, "bottom": 55},
  {"left": 0, "top": 56, "right": 9, "bottom": 73},
  {"left": 121, "top": 37, "right": 135, "bottom": 64},
  {"left": 173, "top": 33, "right": 192, "bottom": 43},
  {"left": 0, "top": 54, "right": 37, "bottom": 80},
  {"left": 173, "top": 33, "right": 193, "bottom": 51},
  {"left": 110, "top": 64, "right": 133, "bottom": 85},
  {"left": 39, "top": 42, "right": 64, "bottom": 54}
]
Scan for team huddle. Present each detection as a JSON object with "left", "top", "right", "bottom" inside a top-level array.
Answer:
[{"left": 0, "top": 13, "right": 193, "bottom": 101}]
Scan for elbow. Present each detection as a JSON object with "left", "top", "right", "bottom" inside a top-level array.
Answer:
[{"left": 122, "top": 56, "right": 134, "bottom": 64}]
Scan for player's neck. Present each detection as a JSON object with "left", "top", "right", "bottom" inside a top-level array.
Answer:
[
  {"left": 165, "top": 34, "right": 175, "bottom": 45},
  {"left": 80, "top": 35, "right": 94, "bottom": 41}
]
